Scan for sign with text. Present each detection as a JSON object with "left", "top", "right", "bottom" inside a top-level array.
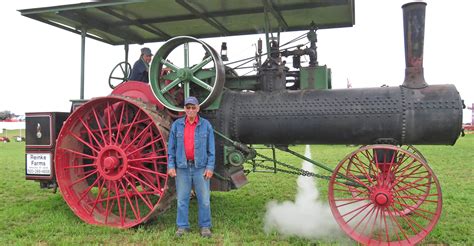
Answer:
[{"left": 26, "top": 153, "right": 52, "bottom": 176}]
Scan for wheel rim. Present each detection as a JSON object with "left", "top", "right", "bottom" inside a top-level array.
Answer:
[
  {"left": 149, "top": 36, "right": 225, "bottom": 111},
  {"left": 402, "top": 145, "right": 427, "bottom": 163},
  {"left": 55, "top": 96, "right": 175, "bottom": 228},
  {"left": 329, "top": 145, "right": 442, "bottom": 245},
  {"left": 109, "top": 61, "right": 132, "bottom": 89}
]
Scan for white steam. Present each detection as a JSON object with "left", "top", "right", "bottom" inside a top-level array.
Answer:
[{"left": 264, "top": 145, "right": 343, "bottom": 239}]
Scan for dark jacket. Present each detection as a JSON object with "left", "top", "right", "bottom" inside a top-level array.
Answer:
[{"left": 129, "top": 58, "right": 149, "bottom": 83}]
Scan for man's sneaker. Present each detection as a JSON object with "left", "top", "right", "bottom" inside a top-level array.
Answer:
[
  {"left": 175, "top": 228, "right": 190, "bottom": 237},
  {"left": 200, "top": 227, "right": 212, "bottom": 238}
]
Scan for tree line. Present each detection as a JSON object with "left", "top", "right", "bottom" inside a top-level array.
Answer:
[{"left": 0, "top": 110, "right": 17, "bottom": 121}]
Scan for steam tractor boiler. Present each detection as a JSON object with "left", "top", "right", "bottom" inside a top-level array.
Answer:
[{"left": 23, "top": 1, "right": 462, "bottom": 245}]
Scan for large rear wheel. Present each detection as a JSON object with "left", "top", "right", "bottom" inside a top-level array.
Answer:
[
  {"left": 328, "top": 145, "right": 442, "bottom": 245},
  {"left": 55, "top": 96, "right": 175, "bottom": 228}
]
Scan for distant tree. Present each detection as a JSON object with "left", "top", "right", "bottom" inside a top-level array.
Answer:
[{"left": 0, "top": 110, "right": 13, "bottom": 120}]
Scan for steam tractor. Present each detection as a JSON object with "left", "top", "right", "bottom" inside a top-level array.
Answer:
[{"left": 21, "top": 1, "right": 463, "bottom": 245}]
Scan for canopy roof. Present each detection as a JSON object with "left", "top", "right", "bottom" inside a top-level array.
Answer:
[{"left": 19, "top": 0, "right": 355, "bottom": 45}]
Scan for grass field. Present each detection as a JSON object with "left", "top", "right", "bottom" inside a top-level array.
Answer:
[{"left": 0, "top": 134, "right": 473, "bottom": 245}]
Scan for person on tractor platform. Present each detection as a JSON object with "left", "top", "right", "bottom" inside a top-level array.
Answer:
[
  {"left": 167, "top": 96, "right": 215, "bottom": 238},
  {"left": 129, "top": 47, "right": 153, "bottom": 83}
]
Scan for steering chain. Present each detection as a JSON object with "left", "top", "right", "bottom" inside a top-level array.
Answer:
[
  {"left": 214, "top": 130, "right": 332, "bottom": 180},
  {"left": 249, "top": 151, "right": 332, "bottom": 180}
]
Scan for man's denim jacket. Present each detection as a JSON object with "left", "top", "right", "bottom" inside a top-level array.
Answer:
[{"left": 167, "top": 116, "right": 215, "bottom": 171}]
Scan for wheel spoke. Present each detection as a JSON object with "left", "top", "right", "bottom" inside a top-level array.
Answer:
[
  {"left": 183, "top": 81, "right": 190, "bottom": 99},
  {"left": 88, "top": 177, "right": 107, "bottom": 214},
  {"left": 63, "top": 163, "right": 97, "bottom": 169},
  {"left": 104, "top": 181, "right": 113, "bottom": 224},
  {"left": 351, "top": 155, "right": 376, "bottom": 184},
  {"left": 123, "top": 121, "right": 154, "bottom": 151},
  {"left": 78, "top": 173, "right": 102, "bottom": 203},
  {"left": 160, "top": 78, "right": 182, "bottom": 94},
  {"left": 161, "top": 59, "right": 180, "bottom": 72},
  {"left": 353, "top": 205, "right": 377, "bottom": 234},
  {"left": 366, "top": 206, "right": 382, "bottom": 240},
  {"left": 128, "top": 154, "right": 167, "bottom": 163},
  {"left": 194, "top": 70, "right": 215, "bottom": 80},
  {"left": 69, "top": 131, "right": 100, "bottom": 154},
  {"left": 129, "top": 165, "right": 167, "bottom": 179},
  {"left": 126, "top": 171, "right": 162, "bottom": 195},
  {"left": 106, "top": 102, "right": 114, "bottom": 144},
  {"left": 91, "top": 107, "right": 108, "bottom": 144},
  {"left": 191, "top": 56, "right": 213, "bottom": 73},
  {"left": 393, "top": 163, "right": 425, "bottom": 187},
  {"left": 69, "top": 169, "right": 98, "bottom": 187},
  {"left": 191, "top": 76, "right": 213, "bottom": 91},
  {"left": 385, "top": 206, "right": 409, "bottom": 241},
  {"left": 162, "top": 71, "right": 178, "bottom": 80},
  {"left": 79, "top": 117, "right": 104, "bottom": 149},
  {"left": 120, "top": 110, "right": 142, "bottom": 148},
  {"left": 119, "top": 63, "right": 126, "bottom": 74},
  {"left": 61, "top": 147, "right": 97, "bottom": 160},
  {"left": 112, "top": 181, "right": 124, "bottom": 226},
  {"left": 132, "top": 176, "right": 154, "bottom": 205},
  {"left": 127, "top": 136, "right": 163, "bottom": 157},
  {"left": 119, "top": 180, "right": 140, "bottom": 220},
  {"left": 123, "top": 176, "right": 154, "bottom": 210},
  {"left": 184, "top": 42, "right": 189, "bottom": 68},
  {"left": 114, "top": 102, "right": 126, "bottom": 145}
]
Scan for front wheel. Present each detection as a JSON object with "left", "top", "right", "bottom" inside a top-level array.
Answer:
[{"left": 328, "top": 145, "right": 442, "bottom": 245}]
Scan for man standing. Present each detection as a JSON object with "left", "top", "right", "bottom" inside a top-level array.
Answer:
[
  {"left": 167, "top": 96, "right": 215, "bottom": 238},
  {"left": 129, "top": 47, "right": 153, "bottom": 83}
]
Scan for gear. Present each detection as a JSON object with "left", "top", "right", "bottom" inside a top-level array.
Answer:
[{"left": 227, "top": 150, "right": 245, "bottom": 166}]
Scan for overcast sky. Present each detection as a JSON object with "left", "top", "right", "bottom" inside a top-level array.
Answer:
[{"left": 1, "top": 0, "right": 473, "bottom": 123}]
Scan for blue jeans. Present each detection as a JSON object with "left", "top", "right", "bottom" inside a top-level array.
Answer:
[{"left": 175, "top": 165, "right": 211, "bottom": 229}]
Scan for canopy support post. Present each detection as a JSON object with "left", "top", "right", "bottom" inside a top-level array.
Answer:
[
  {"left": 125, "top": 43, "right": 129, "bottom": 75},
  {"left": 80, "top": 27, "right": 86, "bottom": 99}
]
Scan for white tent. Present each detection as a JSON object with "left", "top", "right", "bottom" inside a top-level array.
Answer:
[{"left": 0, "top": 122, "right": 25, "bottom": 134}]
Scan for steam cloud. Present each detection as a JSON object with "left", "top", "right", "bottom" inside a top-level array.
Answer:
[{"left": 264, "top": 145, "right": 344, "bottom": 240}]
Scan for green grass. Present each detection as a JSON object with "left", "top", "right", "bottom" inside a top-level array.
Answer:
[
  {"left": 1, "top": 129, "right": 24, "bottom": 137},
  {"left": 0, "top": 136, "right": 473, "bottom": 245}
]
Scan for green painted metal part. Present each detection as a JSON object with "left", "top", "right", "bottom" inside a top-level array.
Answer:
[
  {"left": 224, "top": 76, "right": 260, "bottom": 91},
  {"left": 19, "top": 0, "right": 355, "bottom": 46},
  {"left": 149, "top": 36, "right": 225, "bottom": 112},
  {"left": 224, "top": 146, "right": 241, "bottom": 166},
  {"left": 300, "top": 65, "right": 332, "bottom": 90},
  {"left": 203, "top": 92, "right": 223, "bottom": 110}
]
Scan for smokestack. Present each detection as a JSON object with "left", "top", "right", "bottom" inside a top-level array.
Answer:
[{"left": 402, "top": 2, "right": 428, "bottom": 89}]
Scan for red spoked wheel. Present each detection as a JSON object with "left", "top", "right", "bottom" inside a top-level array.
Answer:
[
  {"left": 397, "top": 145, "right": 431, "bottom": 216},
  {"left": 328, "top": 145, "right": 442, "bottom": 245},
  {"left": 348, "top": 145, "right": 431, "bottom": 216},
  {"left": 402, "top": 145, "right": 427, "bottom": 163},
  {"left": 55, "top": 96, "right": 175, "bottom": 228}
]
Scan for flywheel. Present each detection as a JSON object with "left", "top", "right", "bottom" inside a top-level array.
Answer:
[{"left": 149, "top": 36, "right": 225, "bottom": 111}]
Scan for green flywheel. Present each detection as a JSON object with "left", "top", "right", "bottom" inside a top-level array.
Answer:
[{"left": 149, "top": 36, "right": 225, "bottom": 112}]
